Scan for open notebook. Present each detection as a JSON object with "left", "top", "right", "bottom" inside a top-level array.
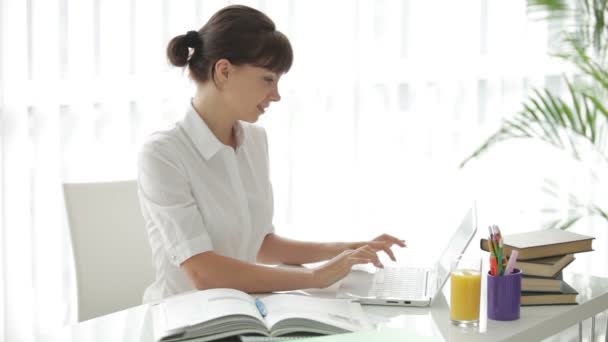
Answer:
[{"left": 151, "top": 288, "right": 371, "bottom": 342}]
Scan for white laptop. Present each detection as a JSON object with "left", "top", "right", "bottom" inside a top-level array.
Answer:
[{"left": 336, "top": 205, "right": 477, "bottom": 307}]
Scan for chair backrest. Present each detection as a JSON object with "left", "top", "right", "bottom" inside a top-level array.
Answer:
[{"left": 63, "top": 180, "right": 154, "bottom": 322}]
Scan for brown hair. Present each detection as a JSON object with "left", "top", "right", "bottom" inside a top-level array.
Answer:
[{"left": 167, "top": 5, "right": 293, "bottom": 83}]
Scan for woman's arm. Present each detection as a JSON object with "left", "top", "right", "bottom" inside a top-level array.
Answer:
[
  {"left": 256, "top": 233, "right": 406, "bottom": 266},
  {"left": 256, "top": 233, "right": 349, "bottom": 265},
  {"left": 181, "top": 246, "right": 382, "bottom": 292},
  {"left": 182, "top": 251, "right": 315, "bottom": 292}
]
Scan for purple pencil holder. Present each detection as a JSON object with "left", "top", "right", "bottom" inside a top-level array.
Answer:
[{"left": 487, "top": 268, "right": 521, "bottom": 321}]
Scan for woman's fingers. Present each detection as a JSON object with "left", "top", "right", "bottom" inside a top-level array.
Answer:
[
  {"left": 369, "top": 238, "right": 406, "bottom": 251},
  {"left": 348, "top": 257, "right": 373, "bottom": 266},
  {"left": 352, "top": 245, "right": 383, "bottom": 268},
  {"left": 342, "top": 236, "right": 409, "bottom": 269},
  {"left": 367, "top": 233, "right": 408, "bottom": 262},
  {"left": 379, "top": 243, "right": 396, "bottom": 262},
  {"left": 365, "top": 241, "right": 397, "bottom": 262},
  {"left": 315, "top": 247, "right": 384, "bottom": 288},
  {"left": 375, "top": 233, "right": 407, "bottom": 247}
]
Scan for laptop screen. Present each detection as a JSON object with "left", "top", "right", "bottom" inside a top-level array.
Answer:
[{"left": 433, "top": 205, "right": 477, "bottom": 297}]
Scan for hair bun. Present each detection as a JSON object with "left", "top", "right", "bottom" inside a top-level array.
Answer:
[{"left": 184, "top": 30, "right": 202, "bottom": 49}]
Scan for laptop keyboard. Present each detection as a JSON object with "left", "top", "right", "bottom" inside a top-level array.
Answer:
[{"left": 370, "top": 267, "right": 429, "bottom": 298}]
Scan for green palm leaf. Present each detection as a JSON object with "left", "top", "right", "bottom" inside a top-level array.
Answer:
[
  {"left": 463, "top": 1, "right": 608, "bottom": 230},
  {"left": 460, "top": 72, "right": 608, "bottom": 168}
]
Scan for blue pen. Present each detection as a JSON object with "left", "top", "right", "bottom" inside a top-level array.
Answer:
[{"left": 255, "top": 298, "right": 267, "bottom": 317}]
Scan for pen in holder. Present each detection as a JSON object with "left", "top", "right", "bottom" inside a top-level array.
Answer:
[{"left": 487, "top": 268, "right": 521, "bottom": 321}]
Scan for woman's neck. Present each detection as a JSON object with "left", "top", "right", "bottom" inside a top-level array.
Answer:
[{"left": 191, "top": 88, "right": 236, "bottom": 148}]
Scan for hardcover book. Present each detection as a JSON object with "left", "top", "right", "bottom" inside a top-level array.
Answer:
[
  {"left": 522, "top": 272, "right": 563, "bottom": 292},
  {"left": 480, "top": 229, "right": 593, "bottom": 260},
  {"left": 521, "top": 281, "right": 578, "bottom": 306},
  {"left": 516, "top": 254, "right": 575, "bottom": 278}
]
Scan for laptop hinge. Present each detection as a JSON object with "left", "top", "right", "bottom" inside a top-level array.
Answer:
[{"left": 423, "top": 270, "right": 430, "bottom": 297}]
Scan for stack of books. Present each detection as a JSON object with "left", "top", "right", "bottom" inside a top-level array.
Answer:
[{"left": 481, "top": 229, "right": 594, "bottom": 306}]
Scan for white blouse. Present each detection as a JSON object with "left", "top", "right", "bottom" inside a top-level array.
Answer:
[{"left": 137, "top": 103, "right": 275, "bottom": 303}]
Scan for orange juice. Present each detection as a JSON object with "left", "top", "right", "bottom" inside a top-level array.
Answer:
[{"left": 450, "top": 269, "right": 481, "bottom": 322}]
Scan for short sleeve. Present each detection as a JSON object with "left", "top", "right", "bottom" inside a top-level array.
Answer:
[{"left": 137, "top": 136, "right": 214, "bottom": 266}]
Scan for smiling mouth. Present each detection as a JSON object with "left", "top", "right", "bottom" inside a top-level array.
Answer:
[{"left": 257, "top": 105, "right": 267, "bottom": 114}]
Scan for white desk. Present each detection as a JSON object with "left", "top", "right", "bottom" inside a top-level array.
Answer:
[{"left": 42, "top": 273, "right": 608, "bottom": 342}]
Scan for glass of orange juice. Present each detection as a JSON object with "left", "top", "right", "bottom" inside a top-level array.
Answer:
[{"left": 450, "top": 255, "right": 482, "bottom": 327}]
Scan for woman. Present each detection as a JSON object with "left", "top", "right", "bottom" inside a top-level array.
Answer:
[{"left": 138, "top": 4, "right": 405, "bottom": 303}]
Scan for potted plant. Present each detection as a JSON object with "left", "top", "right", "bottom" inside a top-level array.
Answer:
[{"left": 460, "top": 0, "right": 608, "bottom": 230}]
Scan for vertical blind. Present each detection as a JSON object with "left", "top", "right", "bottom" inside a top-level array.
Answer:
[{"left": 1, "top": 0, "right": 605, "bottom": 341}]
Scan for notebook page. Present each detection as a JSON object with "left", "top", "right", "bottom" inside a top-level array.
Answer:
[
  {"left": 161, "top": 288, "right": 263, "bottom": 331},
  {"left": 262, "top": 294, "right": 371, "bottom": 332}
]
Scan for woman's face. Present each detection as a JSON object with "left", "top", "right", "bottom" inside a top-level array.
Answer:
[{"left": 222, "top": 64, "right": 282, "bottom": 123}]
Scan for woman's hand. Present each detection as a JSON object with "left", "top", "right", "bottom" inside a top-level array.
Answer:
[
  {"left": 310, "top": 233, "right": 407, "bottom": 288},
  {"left": 348, "top": 233, "right": 407, "bottom": 263},
  {"left": 311, "top": 245, "right": 383, "bottom": 288}
]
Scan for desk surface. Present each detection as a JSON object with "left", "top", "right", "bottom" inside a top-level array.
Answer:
[{"left": 42, "top": 273, "right": 608, "bottom": 342}]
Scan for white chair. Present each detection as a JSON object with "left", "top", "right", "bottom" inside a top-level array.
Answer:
[{"left": 63, "top": 180, "right": 154, "bottom": 322}]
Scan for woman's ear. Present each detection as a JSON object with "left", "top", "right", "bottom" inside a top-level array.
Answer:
[{"left": 213, "top": 59, "right": 232, "bottom": 86}]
